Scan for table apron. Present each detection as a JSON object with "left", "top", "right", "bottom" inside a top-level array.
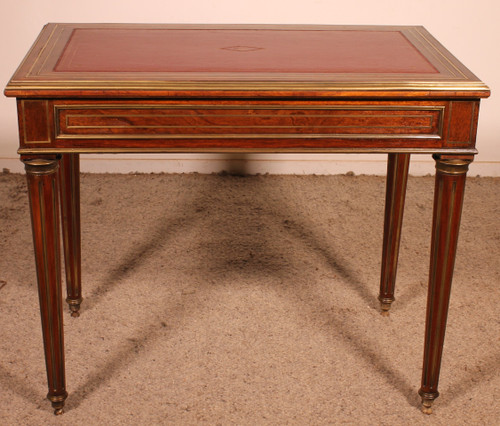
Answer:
[{"left": 17, "top": 99, "right": 480, "bottom": 154}]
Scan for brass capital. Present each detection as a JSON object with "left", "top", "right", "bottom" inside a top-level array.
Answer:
[
  {"left": 23, "top": 158, "right": 60, "bottom": 175},
  {"left": 433, "top": 155, "right": 472, "bottom": 176}
]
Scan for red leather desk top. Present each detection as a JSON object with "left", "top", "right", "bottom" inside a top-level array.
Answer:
[
  {"left": 5, "top": 24, "right": 489, "bottom": 98},
  {"left": 55, "top": 28, "right": 437, "bottom": 74}
]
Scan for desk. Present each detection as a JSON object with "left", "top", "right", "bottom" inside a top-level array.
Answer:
[{"left": 4, "top": 24, "right": 489, "bottom": 415}]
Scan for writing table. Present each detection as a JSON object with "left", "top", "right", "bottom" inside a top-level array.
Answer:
[{"left": 4, "top": 24, "right": 490, "bottom": 415}]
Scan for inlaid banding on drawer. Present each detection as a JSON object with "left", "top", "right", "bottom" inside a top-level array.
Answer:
[{"left": 55, "top": 105, "right": 444, "bottom": 139}]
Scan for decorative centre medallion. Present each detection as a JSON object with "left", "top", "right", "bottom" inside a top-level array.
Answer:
[{"left": 220, "top": 46, "right": 264, "bottom": 52}]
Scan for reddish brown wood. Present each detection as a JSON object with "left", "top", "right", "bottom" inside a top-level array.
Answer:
[
  {"left": 11, "top": 98, "right": 481, "bottom": 153},
  {"left": 17, "top": 100, "right": 51, "bottom": 144},
  {"left": 22, "top": 155, "right": 68, "bottom": 415},
  {"left": 444, "top": 101, "right": 480, "bottom": 148},
  {"left": 5, "top": 24, "right": 490, "bottom": 416},
  {"left": 17, "top": 98, "right": 480, "bottom": 153},
  {"left": 419, "top": 154, "right": 473, "bottom": 414},
  {"left": 56, "top": 103, "right": 441, "bottom": 136},
  {"left": 378, "top": 153, "right": 410, "bottom": 314},
  {"left": 59, "top": 154, "right": 82, "bottom": 317}
]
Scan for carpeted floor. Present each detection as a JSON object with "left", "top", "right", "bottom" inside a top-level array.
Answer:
[{"left": 0, "top": 171, "right": 499, "bottom": 425}]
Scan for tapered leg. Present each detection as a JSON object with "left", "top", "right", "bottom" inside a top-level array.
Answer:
[
  {"left": 419, "top": 155, "right": 473, "bottom": 414},
  {"left": 23, "top": 156, "right": 68, "bottom": 415},
  {"left": 378, "top": 153, "right": 410, "bottom": 315},
  {"left": 59, "top": 154, "right": 82, "bottom": 317}
]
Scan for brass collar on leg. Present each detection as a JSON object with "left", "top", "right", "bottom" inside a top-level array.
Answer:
[
  {"left": 433, "top": 155, "right": 472, "bottom": 175},
  {"left": 22, "top": 158, "right": 60, "bottom": 175}
]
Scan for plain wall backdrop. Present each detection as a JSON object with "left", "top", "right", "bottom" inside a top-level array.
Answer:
[{"left": 1, "top": 0, "right": 499, "bottom": 175}]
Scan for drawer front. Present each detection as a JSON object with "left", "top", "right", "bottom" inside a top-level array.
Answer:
[{"left": 55, "top": 103, "right": 444, "bottom": 140}]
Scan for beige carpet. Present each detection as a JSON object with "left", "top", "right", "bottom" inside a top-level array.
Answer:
[{"left": 0, "top": 171, "right": 499, "bottom": 425}]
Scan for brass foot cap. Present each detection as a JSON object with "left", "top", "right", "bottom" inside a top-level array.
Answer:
[
  {"left": 67, "top": 298, "right": 83, "bottom": 318},
  {"left": 422, "top": 406, "right": 432, "bottom": 415},
  {"left": 421, "top": 400, "right": 433, "bottom": 415},
  {"left": 378, "top": 297, "right": 394, "bottom": 316},
  {"left": 48, "top": 391, "right": 67, "bottom": 415}
]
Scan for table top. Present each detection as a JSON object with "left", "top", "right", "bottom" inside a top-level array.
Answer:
[{"left": 4, "top": 24, "right": 489, "bottom": 99}]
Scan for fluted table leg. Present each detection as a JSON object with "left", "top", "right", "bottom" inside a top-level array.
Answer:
[
  {"left": 59, "top": 154, "right": 82, "bottom": 317},
  {"left": 419, "top": 154, "right": 473, "bottom": 414},
  {"left": 23, "top": 156, "right": 68, "bottom": 415},
  {"left": 378, "top": 153, "right": 410, "bottom": 315}
]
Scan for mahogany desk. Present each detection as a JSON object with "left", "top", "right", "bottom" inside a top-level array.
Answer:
[{"left": 4, "top": 24, "right": 490, "bottom": 415}]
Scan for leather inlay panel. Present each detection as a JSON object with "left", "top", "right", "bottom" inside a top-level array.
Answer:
[{"left": 55, "top": 28, "right": 438, "bottom": 74}]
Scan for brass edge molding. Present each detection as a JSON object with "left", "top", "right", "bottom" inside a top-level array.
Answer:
[
  {"left": 18, "top": 147, "right": 479, "bottom": 155},
  {"left": 27, "top": 25, "right": 60, "bottom": 77},
  {"left": 53, "top": 104, "right": 446, "bottom": 110},
  {"left": 52, "top": 134, "right": 442, "bottom": 140},
  {"left": 6, "top": 80, "right": 490, "bottom": 93},
  {"left": 53, "top": 103, "right": 444, "bottom": 141},
  {"left": 412, "top": 27, "right": 467, "bottom": 79}
]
